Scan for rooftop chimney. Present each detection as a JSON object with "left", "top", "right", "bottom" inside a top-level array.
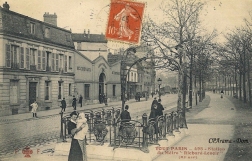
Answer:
[
  {"left": 88, "top": 29, "right": 90, "bottom": 38},
  {"left": 3, "top": 2, "right": 10, "bottom": 10},
  {"left": 43, "top": 12, "right": 57, "bottom": 26}
]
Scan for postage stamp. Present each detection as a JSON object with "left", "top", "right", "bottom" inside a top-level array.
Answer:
[{"left": 105, "top": 0, "right": 145, "bottom": 44}]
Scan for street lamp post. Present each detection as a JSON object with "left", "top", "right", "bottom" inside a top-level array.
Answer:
[
  {"left": 157, "top": 78, "right": 162, "bottom": 99},
  {"left": 121, "top": 47, "right": 137, "bottom": 111}
]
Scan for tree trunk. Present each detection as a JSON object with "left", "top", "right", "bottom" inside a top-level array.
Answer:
[
  {"left": 199, "top": 70, "right": 202, "bottom": 102},
  {"left": 195, "top": 75, "right": 197, "bottom": 105},
  {"left": 239, "top": 72, "right": 242, "bottom": 100},
  {"left": 177, "top": 70, "right": 182, "bottom": 110},
  {"left": 247, "top": 51, "right": 251, "bottom": 106},
  {"left": 189, "top": 53, "right": 193, "bottom": 108},
  {"left": 224, "top": 76, "right": 226, "bottom": 95}
]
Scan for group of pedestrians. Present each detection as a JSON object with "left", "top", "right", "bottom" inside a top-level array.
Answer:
[
  {"left": 60, "top": 95, "right": 84, "bottom": 113},
  {"left": 148, "top": 97, "right": 164, "bottom": 135},
  {"left": 149, "top": 97, "right": 164, "bottom": 119}
]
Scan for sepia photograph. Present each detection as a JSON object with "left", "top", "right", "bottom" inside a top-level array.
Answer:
[{"left": 0, "top": 0, "right": 252, "bottom": 160}]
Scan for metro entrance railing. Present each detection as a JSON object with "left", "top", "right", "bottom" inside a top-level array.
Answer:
[{"left": 60, "top": 107, "right": 187, "bottom": 153}]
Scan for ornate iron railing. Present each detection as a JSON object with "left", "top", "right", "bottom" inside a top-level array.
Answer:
[{"left": 60, "top": 108, "right": 187, "bottom": 153}]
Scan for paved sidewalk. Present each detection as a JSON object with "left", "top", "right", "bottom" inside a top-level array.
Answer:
[{"left": 156, "top": 92, "right": 236, "bottom": 161}]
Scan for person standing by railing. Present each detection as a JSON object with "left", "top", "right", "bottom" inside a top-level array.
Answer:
[
  {"left": 119, "top": 105, "right": 131, "bottom": 131},
  {"left": 157, "top": 99, "right": 164, "bottom": 116},
  {"left": 151, "top": 97, "right": 158, "bottom": 110},
  {"left": 149, "top": 104, "right": 158, "bottom": 135},
  {"left": 68, "top": 111, "right": 87, "bottom": 161}
]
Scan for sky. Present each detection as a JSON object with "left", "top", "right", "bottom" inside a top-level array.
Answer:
[
  {"left": 2, "top": 0, "right": 251, "bottom": 76},
  {"left": 2, "top": 0, "right": 251, "bottom": 36}
]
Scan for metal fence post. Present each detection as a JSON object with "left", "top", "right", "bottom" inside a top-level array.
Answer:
[
  {"left": 164, "top": 114, "right": 167, "bottom": 138},
  {"left": 141, "top": 113, "right": 149, "bottom": 153},
  {"left": 60, "top": 112, "right": 63, "bottom": 139}
]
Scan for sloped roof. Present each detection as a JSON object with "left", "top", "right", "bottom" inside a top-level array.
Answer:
[
  {"left": 72, "top": 33, "right": 108, "bottom": 43},
  {"left": 74, "top": 50, "right": 93, "bottom": 63},
  {"left": 0, "top": 7, "right": 74, "bottom": 49}
]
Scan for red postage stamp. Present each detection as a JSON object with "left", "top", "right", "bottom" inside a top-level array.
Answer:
[{"left": 105, "top": 0, "right": 145, "bottom": 44}]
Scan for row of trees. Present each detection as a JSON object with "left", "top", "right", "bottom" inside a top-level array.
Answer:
[
  {"left": 217, "top": 12, "right": 252, "bottom": 106},
  {"left": 140, "top": 0, "right": 217, "bottom": 114}
]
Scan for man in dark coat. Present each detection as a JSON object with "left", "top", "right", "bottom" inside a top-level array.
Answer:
[
  {"left": 61, "top": 98, "right": 66, "bottom": 112},
  {"left": 151, "top": 97, "right": 158, "bottom": 110},
  {"left": 149, "top": 104, "right": 158, "bottom": 135},
  {"left": 157, "top": 99, "right": 164, "bottom": 116},
  {"left": 79, "top": 95, "right": 83, "bottom": 107},
  {"left": 119, "top": 105, "right": 131, "bottom": 131},
  {"left": 120, "top": 105, "right": 131, "bottom": 122},
  {"left": 72, "top": 95, "right": 77, "bottom": 110}
]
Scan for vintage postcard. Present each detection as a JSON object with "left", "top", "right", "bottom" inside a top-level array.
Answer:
[{"left": 0, "top": 0, "right": 252, "bottom": 161}]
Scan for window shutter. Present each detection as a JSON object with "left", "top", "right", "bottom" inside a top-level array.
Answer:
[
  {"left": 52, "top": 53, "right": 55, "bottom": 71},
  {"left": 56, "top": 53, "right": 59, "bottom": 71},
  {"left": 64, "top": 55, "right": 67, "bottom": 72},
  {"left": 38, "top": 50, "right": 41, "bottom": 70},
  {"left": 26, "top": 48, "right": 30, "bottom": 69},
  {"left": 5, "top": 44, "right": 11, "bottom": 67},
  {"left": 42, "top": 51, "right": 46, "bottom": 70},
  {"left": 20, "top": 47, "right": 24, "bottom": 68}
]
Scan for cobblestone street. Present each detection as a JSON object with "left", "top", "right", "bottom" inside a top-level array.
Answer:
[{"left": 0, "top": 94, "right": 177, "bottom": 158}]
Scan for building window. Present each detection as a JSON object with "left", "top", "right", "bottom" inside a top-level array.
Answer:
[
  {"left": 131, "top": 72, "right": 133, "bottom": 81},
  {"left": 45, "top": 27, "right": 50, "bottom": 38},
  {"left": 69, "top": 56, "right": 72, "bottom": 69},
  {"left": 64, "top": 55, "right": 67, "bottom": 72},
  {"left": 58, "top": 82, "right": 63, "bottom": 99},
  {"left": 46, "top": 51, "right": 51, "bottom": 71},
  {"left": 113, "top": 85, "right": 116, "bottom": 96},
  {"left": 30, "top": 49, "right": 36, "bottom": 65},
  {"left": 10, "top": 80, "right": 19, "bottom": 104},
  {"left": 59, "top": 54, "right": 64, "bottom": 70},
  {"left": 69, "top": 83, "right": 72, "bottom": 96},
  {"left": 20, "top": 47, "right": 24, "bottom": 69},
  {"left": 45, "top": 81, "right": 50, "bottom": 100},
  {"left": 10, "top": 45, "right": 19, "bottom": 69},
  {"left": 134, "top": 73, "right": 136, "bottom": 82},
  {"left": 30, "top": 23, "right": 35, "bottom": 34},
  {"left": 84, "top": 84, "right": 90, "bottom": 99},
  {"left": 5, "top": 44, "right": 19, "bottom": 68}
]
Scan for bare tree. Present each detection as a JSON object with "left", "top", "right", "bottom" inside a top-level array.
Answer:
[{"left": 141, "top": 0, "right": 205, "bottom": 112}]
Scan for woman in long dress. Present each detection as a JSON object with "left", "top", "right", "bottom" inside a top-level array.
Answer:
[{"left": 68, "top": 111, "right": 87, "bottom": 161}]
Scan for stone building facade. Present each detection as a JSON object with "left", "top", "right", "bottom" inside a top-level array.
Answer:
[
  {"left": 0, "top": 5, "right": 75, "bottom": 116},
  {"left": 72, "top": 31, "right": 121, "bottom": 104}
]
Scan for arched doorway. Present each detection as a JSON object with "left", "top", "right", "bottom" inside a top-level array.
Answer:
[{"left": 99, "top": 73, "right": 106, "bottom": 103}]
